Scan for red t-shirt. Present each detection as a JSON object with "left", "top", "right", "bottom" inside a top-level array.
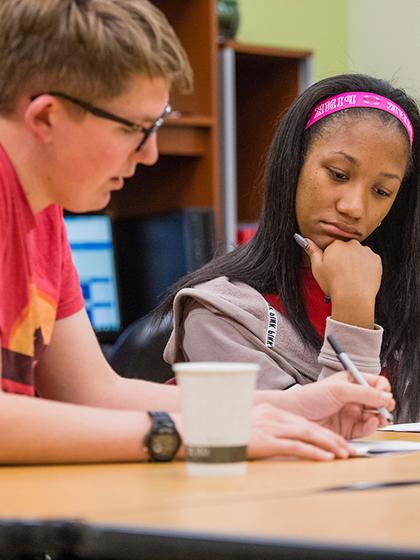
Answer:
[
  {"left": 264, "top": 269, "right": 331, "bottom": 337},
  {"left": 0, "top": 145, "right": 84, "bottom": 395}
]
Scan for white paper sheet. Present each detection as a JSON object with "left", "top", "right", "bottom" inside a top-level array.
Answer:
[
  {"left": 349, "top": 439, "right": 420, "bottom": 456},
  {"left": 379, "top": 423, "right": 420, "bottom": 432}
]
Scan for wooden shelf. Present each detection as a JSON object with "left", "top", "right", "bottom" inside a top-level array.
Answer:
[
  {"left": 158, "top": 115, "right": 214, "bottom": 156},
  {"left": 219, "top": 39, "right": 312, "bottom": 60},
  {"left": 158, "top": 127, "right": 211, "bottom": 157},
  {"left": 166, "top": 114, "right": 215, "bottom": 127}
]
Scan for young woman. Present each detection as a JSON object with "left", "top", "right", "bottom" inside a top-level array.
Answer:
[{"left": 161, "top": 73, "right": 420, "bottom": 423}]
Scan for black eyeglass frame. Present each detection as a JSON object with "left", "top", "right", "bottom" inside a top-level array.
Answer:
[{"left": 31, "top": 91, "right": 172, "bottom": 152}]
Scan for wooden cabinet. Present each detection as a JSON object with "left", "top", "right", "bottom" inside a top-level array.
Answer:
[
  {"left": 109, "top": 0, "right": 312, "bottom": 246},
  {"left": 219, "top": 41, "right": 311, "bottom": 246}
]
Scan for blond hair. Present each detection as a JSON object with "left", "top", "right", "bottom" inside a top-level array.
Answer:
[{"left": 0, "top": 0, "right": 193, "bottom": 114}]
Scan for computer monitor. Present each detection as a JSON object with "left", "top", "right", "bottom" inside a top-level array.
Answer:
[{"left": 64, "top": 214, "right": 121, "bottom": 343}]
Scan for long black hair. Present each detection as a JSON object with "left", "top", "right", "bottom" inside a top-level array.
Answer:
[{"left": 160, "top": 74, "right": 420, "bottom": 421}]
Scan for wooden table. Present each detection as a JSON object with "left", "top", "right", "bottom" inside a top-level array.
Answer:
[{"left": 1, "top": 431, "right": 420, "bottom": 559}]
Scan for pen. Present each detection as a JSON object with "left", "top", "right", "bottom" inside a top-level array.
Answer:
[
  {"left": 321, "top": 479, "right": 420, "bottom": 493},
  {"left": 293, "top": 232, "right": 309, "bottom": 249},
  {"left": 327, "top": 335, "right": 393, "bottom": 423},
  {"left": 293, "top": 233, "right": 330, "bottom": 303}
]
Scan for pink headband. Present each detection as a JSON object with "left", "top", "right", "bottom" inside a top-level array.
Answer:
[{"left": 305, "top": 91, "right": 414, "bottom": 145}]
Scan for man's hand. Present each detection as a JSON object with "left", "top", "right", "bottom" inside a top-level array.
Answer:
[
  {"left": 173, "top": 402, "right": 352, "bottom": 463},
  {"left": 247, "top": 403, "right": 351, "bottom": 461}
]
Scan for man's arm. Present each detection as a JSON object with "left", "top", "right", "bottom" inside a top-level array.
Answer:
[
  {"left": 0, "top": 309, "right": 181, "bottom": 463},
  {"left": 0, "top": 390, "right": 160, "bottom": 463},
  {"left": 0, "top": 309, "right": 353, "bottom": 463},
  {"left": 35, "top": 309, "right": 181, "bottom": 411},
  {"left": 0, "top": 312, "right": 349, "bottom": 463},
  {"left": 0, "top": 389, "right": 354, "bottom": 464}
]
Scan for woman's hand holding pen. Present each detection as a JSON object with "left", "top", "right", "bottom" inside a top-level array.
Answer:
[
  {"left": 280, "top": 372, "right": 394, "bottom": 439},
  {"left": 302, "top": 237, "right": 382, "bottom": 329},
  {"left": 255, "top": 372, "right": 395, "bottom": 440},
  {"left": 310, "top": 373, "right": 395, "bottom": 439}
]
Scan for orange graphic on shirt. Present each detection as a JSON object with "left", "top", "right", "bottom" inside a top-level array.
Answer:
[{"left": 8, "top": 282, "right": 56, "bottom": 357}]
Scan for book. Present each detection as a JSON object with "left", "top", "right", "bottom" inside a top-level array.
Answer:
[{"left": 114, "top": 208, "right": 215, "bottom": 326}]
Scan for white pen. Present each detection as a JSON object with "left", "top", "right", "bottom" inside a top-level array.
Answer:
[
  {"left": 293, "top": 232, "right": 309, "bottom": 249},
  {"left": 293, "top": 233, "right": 331, "bottom": 303},
  {"left": 327, "top": 335, "right": 393, "bottom": 423}
]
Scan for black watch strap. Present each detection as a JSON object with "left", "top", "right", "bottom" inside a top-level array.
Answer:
[{"left": 144, "top": 411, "right": 181, "bottom": 462}]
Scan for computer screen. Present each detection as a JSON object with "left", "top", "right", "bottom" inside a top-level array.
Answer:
[{"left": 64, "top": 214, "right": 121, "bottom": 342}]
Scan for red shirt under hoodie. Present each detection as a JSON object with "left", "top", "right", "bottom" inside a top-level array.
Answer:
[
  {"left": 263, "top": 268, "right": 331, "bottom": 337},
  {"left": 263, "top": 269, "right": 387, "bottom": 377}
]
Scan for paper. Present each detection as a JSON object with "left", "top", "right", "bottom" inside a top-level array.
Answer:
[
  {"left": 379, "top": 423, "right": 420, "bottom": 432},
  {"left": 349, "top": 439, "right": 420, "bottom": 456}
]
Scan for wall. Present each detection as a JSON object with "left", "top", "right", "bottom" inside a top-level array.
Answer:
[
  {"left": 238, "top": 0, "right": 420, "bottom": 97},
  {"left": 348, "top": 0, "right": 420, "bottom": 99},
  {"left": 237, "top": 0, "right": 349, "bottom": 82}
]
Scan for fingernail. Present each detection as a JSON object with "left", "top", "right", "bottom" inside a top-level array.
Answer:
[
  {"left": 293, "top": 233, "right": 309, "bottom": 249},
  {"left": 381, "top": 391, "right": 391, "bottom": 400},
  {"left": 338, "top": 448, "right": 350, "bottom": 459},
  {"left": 322, "top": 451, "right": 335, "bottom": 460}
]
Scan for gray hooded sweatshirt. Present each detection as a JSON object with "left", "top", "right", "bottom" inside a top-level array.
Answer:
[{"left": 164, "top": 276, "right": 384, "bottom": 390}]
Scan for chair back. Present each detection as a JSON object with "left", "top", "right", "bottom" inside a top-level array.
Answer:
[{"left": 108, "top": 313, "right": 173, "bottom": 383}]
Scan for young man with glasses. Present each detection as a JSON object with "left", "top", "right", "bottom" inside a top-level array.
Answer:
[
  {"left": 31, "top": 92, "right": 173, "bottom": 153},
  {"left": 0, "top": 0, "right": 393, "bottom": 464}
]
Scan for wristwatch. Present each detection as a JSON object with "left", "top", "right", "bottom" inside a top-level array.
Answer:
[{"left": 144, "top": 411, "right": 182, "bottom": 462}]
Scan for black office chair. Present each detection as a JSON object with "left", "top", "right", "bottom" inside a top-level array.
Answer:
[{"left": 108, "top": 313, "right": 173, "bottom": 383}]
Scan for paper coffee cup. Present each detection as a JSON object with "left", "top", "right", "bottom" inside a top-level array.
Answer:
[{"left": 173, "top": 362, "right": 258, "bottom": 476}]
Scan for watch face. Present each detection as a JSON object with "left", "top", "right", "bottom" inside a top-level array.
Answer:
[
  {"left": 146, "top": 411, "right": 182, "bottom": 462},
  {"left": 151, "top": 434, "right": 179, "bottom": 457},
  {"left": 148, "top": 431, "right": 181, "bottom": 461}
]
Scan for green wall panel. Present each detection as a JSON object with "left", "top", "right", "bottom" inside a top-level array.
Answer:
[{"left": 237, "top": 0, "right": 349, "bottom": 82}]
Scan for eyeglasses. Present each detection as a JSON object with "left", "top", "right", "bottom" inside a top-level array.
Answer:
[{"left": 32, "top": 91, "right": 172, "bottom": 152}]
